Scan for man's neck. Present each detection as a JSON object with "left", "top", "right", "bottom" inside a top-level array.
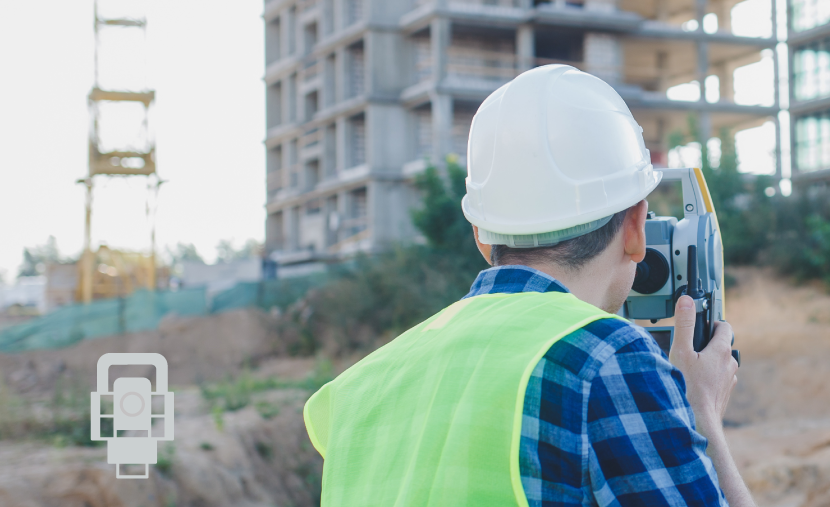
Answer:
[{"left": 524, "top": 255, "right": 621, "bottom": 313}]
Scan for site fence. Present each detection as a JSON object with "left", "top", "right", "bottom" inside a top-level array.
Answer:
[{"left": 0, "top": 275, "right": 327, "bottom": 353}]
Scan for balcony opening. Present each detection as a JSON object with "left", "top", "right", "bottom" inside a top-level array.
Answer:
[
  {"left": 449, "top": 25, "right": 516, "bottom": 83},
  {"left": 535, "top": 28, "right": 584, "bottom": 65}
]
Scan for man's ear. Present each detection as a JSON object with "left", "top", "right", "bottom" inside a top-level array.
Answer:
[
  {"left": 472, "top": 225, "right": 493, "bottom": 266},
  {"left": 623, "top": 200, "right": 648, "bottom": 263}
]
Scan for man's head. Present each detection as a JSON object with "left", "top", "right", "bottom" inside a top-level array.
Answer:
[
  {"left": 473, "top": 200, "right": 649, "bottom": 313},
  {"left": 462, "top": 65, "right": 660, "bottom": 312}
]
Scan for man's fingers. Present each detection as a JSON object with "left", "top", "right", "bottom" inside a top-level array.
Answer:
[
  {"left": 671, "top": 296, "right": 696, "bottom": 355},
  {"left": 710, "top": 321, "right": 734, "bottom": 348}
]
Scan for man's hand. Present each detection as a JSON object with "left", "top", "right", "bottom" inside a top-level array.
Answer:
[
  {"left": 669, "top": 295, "right": 739, "bottom": 440},
  {"left": 669, "top": 295, "right": 755, "bottom": 507}
]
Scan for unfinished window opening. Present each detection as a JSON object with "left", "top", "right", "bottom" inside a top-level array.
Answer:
[
  {"left": 414, "top": 105, "right": 432, "bottom": 159},
  {"left": 346, "top": 0, "right": 364, "bottom": 26},
  {"left": 344, "top": 186, "right": 368, "bottom": 237},
  {"left": 348, "top": 114, "right": 366, "bottom": 167},
  {"left": 305, "top": 160, "right": 321, "bottom": 190},
  {"left": 348, "top": 42, "right": 365, "bottom": 98},
  {"left": 267, "top": 82, "right": 283, "bottom": 128},
  {"left": 534, "top": 28, "right": 584, "bottom": 64},
  {"left": 266, "top": 18, "right": 282, "bottom": 64},
  {"left": 304, "top": 22, "right": 318, "bottom": 55},
  {"left": 305, "top": 91, "right": 319, "bottom": 122},
  {"left": 306, "top": 198, "right": 322, "bottom": 215}
]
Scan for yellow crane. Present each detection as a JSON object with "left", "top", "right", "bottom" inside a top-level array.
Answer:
[{"left": 78, "top": 0, "right": 161, "bottom": 303}]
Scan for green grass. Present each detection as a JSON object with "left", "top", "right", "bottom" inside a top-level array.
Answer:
[{"left": 200, "top": 358, "right": 334, "bottom": 414}]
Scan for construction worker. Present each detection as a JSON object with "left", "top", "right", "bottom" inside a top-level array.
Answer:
[{"left": 304, "top": 65, "right": 750, "bottom": 506}]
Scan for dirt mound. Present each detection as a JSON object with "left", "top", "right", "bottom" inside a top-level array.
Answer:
[
  {"left": 0, "top": 388, "right": 322, "bottom": 507},
  {"left": 725, "top": 267, "right": 830, "bottom": 425},
  {"left": 0, "top": 308, "right": 282, "bottom": 395}
]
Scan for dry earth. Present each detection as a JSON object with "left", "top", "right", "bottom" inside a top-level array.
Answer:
[{"left": 0, "top": 268, "right": 828, "bottom": 506}]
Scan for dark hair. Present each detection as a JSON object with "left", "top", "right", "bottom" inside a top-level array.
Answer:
[{"left": 490, "top": 208, "right": 630, "bottom": 270}]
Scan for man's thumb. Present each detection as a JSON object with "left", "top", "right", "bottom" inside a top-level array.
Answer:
[{"left": 672, "top": 296, "right": 696, "bottom": 354}]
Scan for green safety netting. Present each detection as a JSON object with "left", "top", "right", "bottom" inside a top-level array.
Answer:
[
  {"left": 0, "top": 274, "right": 330, "bottom": 353},
  {"left": 0, "top": 289, "right": 208, "bottom": 353}
]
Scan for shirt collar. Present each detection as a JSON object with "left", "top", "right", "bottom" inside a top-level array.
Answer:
[{"left": 462, "top": 265, "right": 570, "bottom": 299}]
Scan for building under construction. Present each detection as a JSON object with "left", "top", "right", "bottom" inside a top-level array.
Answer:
[
  {"left": 263, "top": 0, "right": 779, "bottom": 268},
  {"left": 788, "top": 0, "right": 830, "bottom": 183}
]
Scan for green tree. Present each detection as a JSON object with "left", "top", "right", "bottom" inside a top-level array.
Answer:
[
  {"left": 215, "top": 239, "right": 261, "bottom": 263},
  {"left": 18, "top": 236, "right": 63, "bottom": 278},
  {"left": 166, "top": 242, "right": 203, "bottom": 264},
  {"left": 411, "top": 156, "right": 485, "bottom": 273}
]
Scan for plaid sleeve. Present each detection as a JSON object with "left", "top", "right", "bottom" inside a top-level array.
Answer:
[
  {"left": 520, "top": 318, "right": 728, "bottom": 507},
  {"left": 587, "top": 322, "right": 727, "bottom": 506}
]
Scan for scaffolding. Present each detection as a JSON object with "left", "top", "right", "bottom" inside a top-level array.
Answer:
[{"left": 79, "top": 0, "right": 160, "bottom": 304}]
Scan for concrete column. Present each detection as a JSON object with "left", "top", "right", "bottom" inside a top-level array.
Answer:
[
  {"left": 718, "top": 0, "right": 732, "bottom": 32},
  {"left": 656, "top": 51, "right": 669, "bottom": 92},
  {"left": 713, "top": 63, "right": 734, "bottom": 102},
  {"left": 335, "top": 46, "right": 346, "bottom": 104},
  {"left": 281, "top": 141, "right": 289, "bottom": 188},
  {"left": 366, "top": 31, "right": 407, "bottom": 97},
  {"left": 516, "top": 25, "right": 534, "bottom": 72},
  {"left": 790, "top": 108, "right": 798, "bottom": 176},
  {"left": 772, "top": 43, "right": 781, "bottom": 109},
  {"left": 286, "top": 206, "right": 299, "bottom": 250},
  {"left": 431, "top": 93, "right": 453, "bottom": 165},
  {"left": 773, "top": 114, "right": 782, "bottom": 179},
  {"left": 430, "top": 18, "right": 450, "bottom": 85},
  {"left": 696, "top": 40, "right": 708, "bottom": 103}
]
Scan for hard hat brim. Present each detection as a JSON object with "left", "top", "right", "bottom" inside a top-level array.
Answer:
[{"left": 463, "top": 169, "right": 663, "bottom": 237}]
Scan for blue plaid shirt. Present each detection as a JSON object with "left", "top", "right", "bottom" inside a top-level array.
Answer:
[{"left": 464, "top": 265, "right": 727, "bottom": 507}]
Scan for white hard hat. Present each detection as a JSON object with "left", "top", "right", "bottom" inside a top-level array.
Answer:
[{"left": 462, "top": 65, "right": 662, "bottom": 247}]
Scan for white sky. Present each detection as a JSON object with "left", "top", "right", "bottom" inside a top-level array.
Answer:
[
  {"left": 0, "top": 0, "right": 266, "bottom": 281},
  {"left": 0, "top": 0, "right": 786, "bottom": 281}
]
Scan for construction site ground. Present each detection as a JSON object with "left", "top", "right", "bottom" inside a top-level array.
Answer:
[{"left": 0, "top": 266, "right": 829, "bottom": 507}]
